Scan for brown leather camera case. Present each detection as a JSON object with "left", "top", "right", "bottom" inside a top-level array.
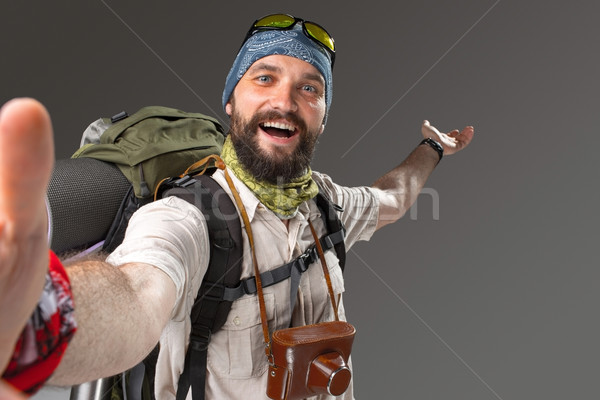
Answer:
[{"left": 266, "top": 320, "right": 356, "bottom": 400}]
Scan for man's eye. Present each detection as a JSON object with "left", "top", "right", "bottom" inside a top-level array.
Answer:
[
  {"left": 302, "top": 85, "right": 317, "bottom": 93},
  {"left": 257, "top": 75, "right": 271, "bottom": 83}
]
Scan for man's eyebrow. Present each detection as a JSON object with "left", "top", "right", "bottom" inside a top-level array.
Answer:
[
  {"left": 303, "top": 72, "right": 325, "bottom": 86},
  {"left": 247, "top": 62, "right": 282, "bottom": 74}
]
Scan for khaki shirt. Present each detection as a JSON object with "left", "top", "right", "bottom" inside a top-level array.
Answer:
[{"left": 108, "top": 169, "right": 380, "bottom": 399}]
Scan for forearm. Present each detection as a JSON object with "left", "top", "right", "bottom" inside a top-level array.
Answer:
[
  {"left": 49, "top": 259, "right": 176, "bottom": 386},
  {"left": 372, "top": 142, "right": 440, "bottom": 230}
]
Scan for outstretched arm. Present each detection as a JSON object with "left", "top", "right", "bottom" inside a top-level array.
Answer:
[
  {"left": 372, "top": 120, "right": 474, "bottom": 230},
  {"left": 0, "top": 99, "right": 180, "bottom": 392},
  {"left": 52, "top": 195, "right": 209, "bottom": 385}
]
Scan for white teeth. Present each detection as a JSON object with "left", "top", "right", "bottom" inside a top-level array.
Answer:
[{"left": 262, "top": 121, "right": 294, "bottom": 131}]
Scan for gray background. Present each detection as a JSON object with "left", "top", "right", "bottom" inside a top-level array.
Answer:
[{"left": 2, "top": 0, "right": 598, "bottom": 399}]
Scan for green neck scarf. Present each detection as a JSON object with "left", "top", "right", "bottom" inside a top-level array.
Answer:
[{"left": 221, "top": 136, "right": 318, "bottom": 219}]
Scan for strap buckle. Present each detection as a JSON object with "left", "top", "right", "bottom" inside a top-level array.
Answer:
[
  {"left": 265, "top": 342, "right": 274, "bottom": 366},
  {"left": 174, "top": 175, "right": 196, "bottom": 188},
  {"left": 241, "top": 277, "right": 257, "bottom": 295},
  {"left": 297, "top": 247, "right": 317, "bottom": 272}
]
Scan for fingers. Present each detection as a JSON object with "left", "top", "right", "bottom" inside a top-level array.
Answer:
[
  {"left": 448, "top": 129, "right": 461, "bottom": 138},
  {"left": 0, "top": 98, "right": 54, "bottom": 237},
  {"left": 447, "top": 126, "right": 475, "bottom": 154},
  {"left": 0, "top": 98, "right": 54, "bottom": 174},
  {"left": 448, "top": 125, "right": 474, "bottom": 137},
  {"left": 456, "top": 125, "right": 475, "bottom": 146}
]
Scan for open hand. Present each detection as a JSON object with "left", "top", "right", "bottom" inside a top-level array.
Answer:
[{"left": 422, "top": 120, "right": 474, "bottom": 156}]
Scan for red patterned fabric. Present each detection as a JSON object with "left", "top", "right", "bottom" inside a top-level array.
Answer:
[{"left": 2, "top": 250, "right": 77, "bottom": 395}]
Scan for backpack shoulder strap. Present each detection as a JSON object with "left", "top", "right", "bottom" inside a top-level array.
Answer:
[
  {"left": 160, "top": 174, "right": 243, "bottom": 400},
  {"left": 314, "top": 187, "right": 346, "bottom": 272}
]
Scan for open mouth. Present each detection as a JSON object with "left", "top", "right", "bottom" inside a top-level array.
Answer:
[{"left": 260, "top": 121, "right": 297, "bottom": 139}]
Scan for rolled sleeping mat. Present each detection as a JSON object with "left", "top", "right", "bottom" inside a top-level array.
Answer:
[{"left": 46, "top": 157, "right": 131, "bottom": 255}]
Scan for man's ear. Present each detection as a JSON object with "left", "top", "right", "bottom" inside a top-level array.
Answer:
[
  {"left": 319, "top": 124, "right": 325, "bottom": 135},
  {"left": 225, "top": 102, "right": 233, "bottom": 116}
]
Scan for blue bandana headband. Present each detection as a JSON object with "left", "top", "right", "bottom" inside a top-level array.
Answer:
[{"left": 222, "top": 24, "right": 333, "bottom": 122}]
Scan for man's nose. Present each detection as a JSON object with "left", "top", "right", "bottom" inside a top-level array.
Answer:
[{"left": 268, "top": 84, "right": 298, "bottom": 113}]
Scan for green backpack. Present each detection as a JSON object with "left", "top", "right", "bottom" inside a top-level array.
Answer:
[
  {"left": 72, "top": 105, "right": 226, "bottom": 252},
  {"left": 72, "top": 105, "right": 225, "bottom": 199}
]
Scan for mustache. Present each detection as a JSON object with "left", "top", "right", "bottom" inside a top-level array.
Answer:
[
  {"left": 231, "top": 110, "right": 308, "bottom": 137},
  {"left": 257, "top": 110, "right": 307, "bottom": 130}
]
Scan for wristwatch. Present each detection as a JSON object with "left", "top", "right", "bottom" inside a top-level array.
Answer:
[{"left": 420, "top": 138, "right": 443, "bottom": 163}]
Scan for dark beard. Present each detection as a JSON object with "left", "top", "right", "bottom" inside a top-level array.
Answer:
[{"left": 228, "top": 108, "right": 319, "bottom": 184}]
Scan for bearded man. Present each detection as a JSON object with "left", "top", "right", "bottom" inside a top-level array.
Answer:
[{"left": 0, "top": 14, "right": 473, "bottom": 400}]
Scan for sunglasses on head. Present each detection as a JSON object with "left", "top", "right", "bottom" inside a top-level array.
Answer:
[{"left": 243, "top": 13, "right": 336, "bottom": 67}]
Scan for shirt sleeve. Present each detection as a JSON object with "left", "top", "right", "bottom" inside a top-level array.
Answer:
[
  {"left": 2, "top": 250, "right": 77, "bottom": 395},
  {"left": 311, "top": 171, "right": 380, "bottom": 249},
  {"left": 106, "top": 196, "right": 210, "bottom": 321}
]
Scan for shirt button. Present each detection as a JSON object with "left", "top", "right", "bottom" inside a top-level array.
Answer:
[{"left": 233, "top": 316, "right": 241, "bottom": 326}]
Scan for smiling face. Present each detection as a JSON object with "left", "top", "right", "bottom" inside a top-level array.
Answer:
[{"left": 225, "top": 55, "right": 327, "bottom": 183}]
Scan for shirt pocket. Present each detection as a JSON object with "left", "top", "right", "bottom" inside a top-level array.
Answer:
[{"left": 207, "top": 292, "right": 277, "bottom": 379}]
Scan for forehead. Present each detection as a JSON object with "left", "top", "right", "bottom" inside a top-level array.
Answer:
[{"left": 245, "top": 54, "right": 325, "bottom": 84}]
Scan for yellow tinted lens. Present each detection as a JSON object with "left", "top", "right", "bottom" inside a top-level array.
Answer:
[
  {"left": 255, "top": 14, "right": 295, "bottom": 29},
  {"left": 304, "top": 22, "right": 335, "bottom": 52}
]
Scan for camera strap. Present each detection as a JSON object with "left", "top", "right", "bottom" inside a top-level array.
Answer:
[
  {"left": 222, "top": 168, "right": 340, "bottom": 359},
  {"left": 307, "top": 219, "right": 340, "bottom": 321}
]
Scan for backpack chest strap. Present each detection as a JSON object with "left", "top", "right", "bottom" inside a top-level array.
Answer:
[{"left": 221, "top": 228, "right": 345, "bottom": 304}]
